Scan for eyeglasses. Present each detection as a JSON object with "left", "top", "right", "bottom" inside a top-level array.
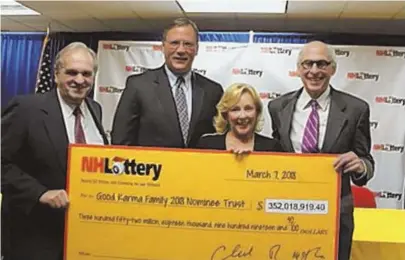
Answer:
[
  {"left": 165, "top": 40, "right": 196, "bottom": 50},
  {"left": 300, "top": 60, "right": 332, "bottom": 70},
  {"left": 63, "top": 69, "right": 94, "bottom": 78}
]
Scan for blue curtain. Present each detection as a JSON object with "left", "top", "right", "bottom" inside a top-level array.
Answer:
[
  {"left": 254, "top": 33, "right": 311, "bottom": 44},
  {"left": 1, "top": 32, "right": 45, "bottom": 109},
  {"left": 199, "top": 32, "right": 250, "bottom": 43}
]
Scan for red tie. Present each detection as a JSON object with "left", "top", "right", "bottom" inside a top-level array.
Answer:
[{"left": 73, "top": 107, "right": 86, "bottom": 144}]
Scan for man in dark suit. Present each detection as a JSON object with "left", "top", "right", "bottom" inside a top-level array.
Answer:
[
  {"left": 1, "top": 42, "right": 108, "bottom": 260},
  {"left": 111, "top": 18, "right": 223, "bottom": 148},
  {"left": 268, "top": 41, "right": 374, "bottom": 260}
]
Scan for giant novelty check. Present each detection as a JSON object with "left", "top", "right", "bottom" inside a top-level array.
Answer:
[{"left": 65, "top": 145, "right": 340, "bottom": 260}]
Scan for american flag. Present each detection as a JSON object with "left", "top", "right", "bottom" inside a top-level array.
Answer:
[{"left": 35, "top": 32, "right": 53, "bottom": 94}]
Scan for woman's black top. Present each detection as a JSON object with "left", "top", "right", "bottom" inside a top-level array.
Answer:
[{"left": 196, "top": 132, "right": 283, "bottom": 152}]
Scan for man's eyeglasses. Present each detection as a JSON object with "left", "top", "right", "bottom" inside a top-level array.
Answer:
[
  {"left": 166, "top": 40, "right": 196, "bottom": 50},
  {"left": 63, "top": 69, "right": 93, "bottom": 78},
  {"left": 301, "top": 60, "right": 332, "bottom": 70}
]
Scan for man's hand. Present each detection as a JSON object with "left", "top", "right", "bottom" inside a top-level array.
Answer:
[
  {"left": 230, "top": 148, "right": 252, "bottom": 155},
  {"left": 333, "top": 151, "right": 365, "bottom": 174},
  {"left": 229, "top": 148, "right": 252, "bottom": 161},
  {"left": 39, "top": 190, "right": 69, "bottom": 208}
]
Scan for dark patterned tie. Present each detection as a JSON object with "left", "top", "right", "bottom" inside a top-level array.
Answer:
[
  {"left": 73, "top": 107, "right": 86, "bottom": 144},
  {"left": 174, "top": 76, "right": 189, "bottom": 145},
  {"left": 301, "top": 100, "right": 319, "bottom": 153}
]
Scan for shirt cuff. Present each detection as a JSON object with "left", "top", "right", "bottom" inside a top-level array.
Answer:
[{"left": 352, "top": 159, "right": 368, "bottom": 180}]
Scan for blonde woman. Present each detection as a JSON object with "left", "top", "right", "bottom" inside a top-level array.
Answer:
[{"left": 196, "top": 83, "right": 282, "bottom": 154}]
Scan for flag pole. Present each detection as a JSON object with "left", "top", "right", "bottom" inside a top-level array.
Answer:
[{"left": 35, "top": 23, "right": 51, "bottom": 92}]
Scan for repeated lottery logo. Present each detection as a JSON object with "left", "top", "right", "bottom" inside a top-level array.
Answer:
[
  {"left": 347, "top": 72, "right": 379, "bottom": 81},
  {"left": 259, "top": 92, "right": 281, "bottom": 100},
  {"left": 206, "top": 45, "right": 228, "bottom": 52},
  {"left": 373, "top": 144, "right": 404, "bottom": 153},
  {"left": 376, "top": 49, "right": 405, "bottom": 58},
  {"left": 103, "top": 43, "right": 130, "bottom": 52},
  {"left": 152, "top": 45, "right": 162, "bottom": 51},
  {"left": 98, "top": 86, "right": 123, "bottom": 94},
  {"left": 335, "top": 49, "right": 350, "bottom": 57},
  {"left": 232, "top": 68, "right": 263, "bottom": 77},
  {"left": 206, "top": 45, "right": 247, "bottom": 52},
  {"left": 260, "top": 46, "right": 292, "bottom": 55},
  {"left": 125, "top": 65, "right": 146, "bottom": 74},
  {"left": 373, "top": 191, "right": 403, "bottom": 201},
  {"left": 375, "top": 96, "right": 405, "bottom": 106},
  {"left": 192, "top": 68, "right": 207, "bottom": 76},
  {"left": 289, "top": 71, "right": 299, "bottom": 77},
  {"left": 370, "top": 121, "right": 378, "bottom": 130}
]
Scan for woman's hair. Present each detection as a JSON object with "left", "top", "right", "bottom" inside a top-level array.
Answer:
[{"left": 214, "top": 83, "right": 263, "bottom": 133}]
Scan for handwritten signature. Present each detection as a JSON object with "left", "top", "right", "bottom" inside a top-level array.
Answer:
[
  {"left": 292, "top": 247, "right": 325, "bottom": 260},
  {"left": 211, "top": 244, "right": 254, "bottom": 260},
  {"left": 268, "top": 244, "right": 281, "bottom": 259},
  {"left": 268, "top": 244, "right": 325, "bottom": 260}
]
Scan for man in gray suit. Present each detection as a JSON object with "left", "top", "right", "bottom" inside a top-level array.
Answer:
[
  {"left": 268, "top": 41, "right": 374, "bottom": 260},
  {"left": 111, "top": 18, "right": 223, "bottom": 148}
]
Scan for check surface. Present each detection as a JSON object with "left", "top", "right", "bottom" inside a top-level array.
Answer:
[{"left": 65, "top": 145, "right": 340, "bottom": 260}]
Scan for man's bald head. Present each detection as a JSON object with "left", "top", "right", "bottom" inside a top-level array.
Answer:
[
  {"left": 297, "top": 41, "right": 337, "bottom": 69},
  {"left": 296, "top": 40, "right": 337, "bottom": 99}
]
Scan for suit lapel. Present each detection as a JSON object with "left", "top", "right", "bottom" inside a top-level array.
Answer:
[
  {"left": 86, "top": 98, "right": 109, "bottom": 144},
  {"left": 279, "top": 92, "right": 300, "bottom": 152},
  {"left": 321, "top": 89, "right": 348, "bottom": 152},
  {"left": 41, "top": 90, "right": 69, "bottom": 173},
  {"left": 187, "top": 73, "right": 204, "bottom": 144},
  {"left": 154, "top": 67, "right": 183, "bottom": 144}
]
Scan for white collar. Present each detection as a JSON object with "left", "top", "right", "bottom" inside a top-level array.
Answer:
[
  {"left": 164, "top": 65, "right": 192, "bottom": 90},
  {"left": 297, "top": 86, "right": 331, "bottom": 111},
  {"left": 56, "top": 88, "right": 87, "bottom": 117}
]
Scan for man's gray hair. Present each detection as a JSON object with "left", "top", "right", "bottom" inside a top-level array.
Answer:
[
  {"left": 162, "top": 17, "right": 199, "bottom": 43},
  {"left": 54, "top": 42, "right": 98, "bottom": 73},
  {"left": 297, "top": 42, "right": 337, "bottom": 69}
]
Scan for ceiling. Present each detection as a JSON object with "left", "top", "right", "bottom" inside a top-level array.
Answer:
[{"left": 1, "top": 0, "right": 405, "bottom": 35}]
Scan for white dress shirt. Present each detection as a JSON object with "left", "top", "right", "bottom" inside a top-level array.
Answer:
[
  {"left": 165, "top": 65, "right": 193, "bottom": 123},
  {"left": 290, "top": 86, "right": 367, "bottom": 178},
  {"left": 57, "top": 89, "right": 104, "bottom": 145},
  {"left": 290, "top": 87, "right": 331, "bottom": 153}
]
